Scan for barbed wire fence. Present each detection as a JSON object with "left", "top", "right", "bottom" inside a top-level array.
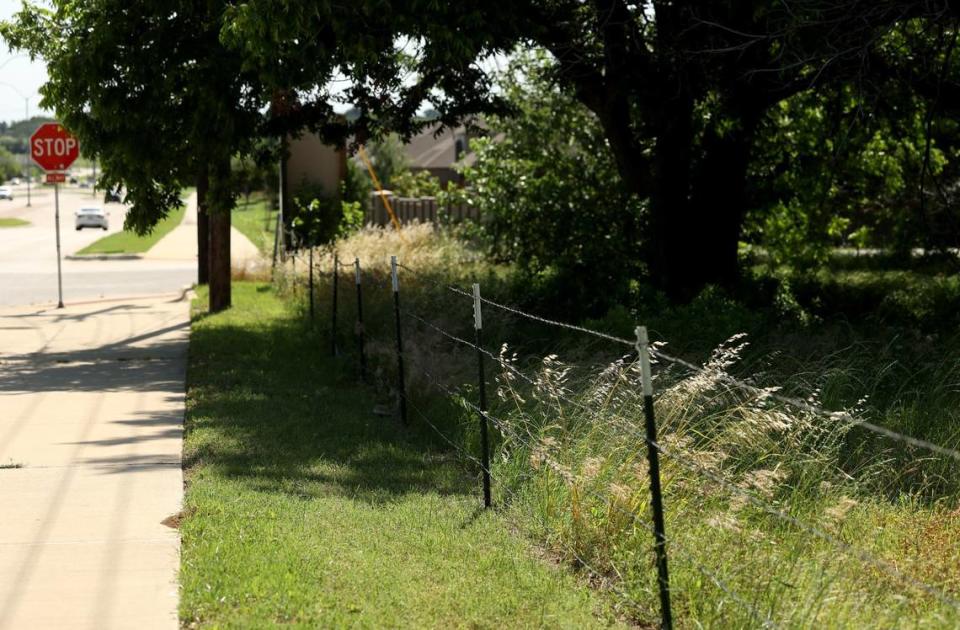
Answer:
[{"left": 277, "top": 247, "right": 960, "bottom": 629}]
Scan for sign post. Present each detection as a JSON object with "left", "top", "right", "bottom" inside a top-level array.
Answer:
[
  {"left": 30, "top": 123, "right": 80, "bottom": 309},
  {"left": 54, "top": 182, "right": 62, "bottom": 307}
]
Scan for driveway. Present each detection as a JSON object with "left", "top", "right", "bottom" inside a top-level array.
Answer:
[{"left": 0, "top": 293, "right": 188, "bottom": 629}]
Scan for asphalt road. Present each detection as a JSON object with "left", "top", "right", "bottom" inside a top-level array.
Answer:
[{"left": 0, "top": 183, "right": 195, "bottom": 307}]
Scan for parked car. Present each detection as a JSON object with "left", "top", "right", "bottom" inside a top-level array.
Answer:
[
  {"left": 75, "top": 207, "right": 109, "bottom": 231},
  {"left": 9, "top": 177, "right": 20, "bottom": 185},
  {"left": 68, "top": 176, "right": 78, "bottom": 184},
  {"left": 0, "top": 187, "right": 13, "bottom": 200}
]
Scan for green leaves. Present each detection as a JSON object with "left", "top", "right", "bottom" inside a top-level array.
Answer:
[
  {"left": 5, "top": 0, "right": 265, "bottom": 233},
  {"left": 460, "top": 53, "right": 643, "bottom": 314}
]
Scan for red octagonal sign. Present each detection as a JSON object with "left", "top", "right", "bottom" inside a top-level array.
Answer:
[{"left": 30, "top": 122, "right": 80, "bottom": 172}]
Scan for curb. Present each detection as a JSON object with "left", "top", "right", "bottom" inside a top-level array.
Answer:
[
  {"left": 6, "top": 287, "right": 195, "bottom": 313},
  {"left": 65, "top": 253, "right": 144, "bottom": 261},
  {"left": 174, "top": 284, "right": 195, "bottom": 303}
]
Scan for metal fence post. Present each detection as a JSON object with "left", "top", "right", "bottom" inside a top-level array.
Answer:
[
  {"left": 636, "top": 326, "right": 673, "bottom": 630},
  {"left": 473, "top": 283, "right": 492, "bottom": 508},
  {"left": 391, "top": 256, "right": 408, "bottom": 424},
  {"left": 355, "top": 257, "right": 367, "bottom": 381},
  {"left": 308, "top": 247, "right": 315, "bottom": 323},
  {"left": 331, "top": 252, "right": 339, "bottom": 356}
]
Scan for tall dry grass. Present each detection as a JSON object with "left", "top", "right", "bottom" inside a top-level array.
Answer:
[{"left": 279, "top": 225, "right": 960, "bottom": 628}]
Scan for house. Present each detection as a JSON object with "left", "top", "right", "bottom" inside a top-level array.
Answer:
[
  {"left": 402, "top": 124, "right": 476, "bottom": 187},
  {"left": 283, "top": 132, "right": 347, "bottom": 204}
]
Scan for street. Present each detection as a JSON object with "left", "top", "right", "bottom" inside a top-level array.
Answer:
[{"left": 0, "top": 182, "right": 196, "bottom": 307}]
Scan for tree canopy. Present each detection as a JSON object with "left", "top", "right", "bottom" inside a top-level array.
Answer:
[
  {"left": 6, "top": 0, "right": 960, "bottom": 304},
  {"left": 217, "top": 1, "right": 960, "bottom": 298}
]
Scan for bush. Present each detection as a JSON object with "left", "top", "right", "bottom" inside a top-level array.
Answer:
[
  {"left": 459, "top": 52, "right": 644, "bottom": 316},
  {"left": 291, "top": 181, "right": 363, "bottom": 247}
]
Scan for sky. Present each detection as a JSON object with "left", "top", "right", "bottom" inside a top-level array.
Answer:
[{"left": 0, "top": 0, "right": 51, "bottom": 124}]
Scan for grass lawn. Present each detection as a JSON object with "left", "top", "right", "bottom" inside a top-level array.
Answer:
[
  {"left": 232, "top": 194, "right": 277, "bottom": 254},
  {"left": 0, "top": 217, "right": 29, "bottom": 228},
  {"left": 180, "top": 282, "right": 620, "bottom": 628},
  {"left": 75, "top": 203, "right": 186, "bottom": 255}
]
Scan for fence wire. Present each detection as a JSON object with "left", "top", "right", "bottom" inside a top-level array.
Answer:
[
  {"left": 294, "top": 254, "right": 960, "bottom": 627},
  {"left": 403, "top": 297, "right": 960, "bottom": 613},
  {"left": 402, "top": 348, "right": 776, "bottom": 628},
  {"left": 396, "top": 257, "right": 960, "bottom": 466}
]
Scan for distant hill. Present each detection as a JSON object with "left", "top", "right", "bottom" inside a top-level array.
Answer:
[{"left": 0, "top": 116, "right": 57, "bottom": 154}]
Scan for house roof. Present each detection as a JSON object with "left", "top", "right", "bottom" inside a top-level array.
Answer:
[{"left": 404, "top": 124, "right": 467, "bottom": 170}]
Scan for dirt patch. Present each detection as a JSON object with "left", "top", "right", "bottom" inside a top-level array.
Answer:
[{"left": 161, "top": 506, "right": 194, "bottom": 529}]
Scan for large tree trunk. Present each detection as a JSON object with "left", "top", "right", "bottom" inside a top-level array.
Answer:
[
  {"left": 686, "top": 115, "right": 759, "bottom": 293},
  {"left": 647, "top": 93, "right": 697, "bottom": 299},
  {"left": 208, "top": 159, "right": 232, "bottom": 312},
  {"left": 196, "top": 168, "right": 209, "bottom": 285},
  {"left": 645, "top": 95, "right": 759, "bottom": 301}
]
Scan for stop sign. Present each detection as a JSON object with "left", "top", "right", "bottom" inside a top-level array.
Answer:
[{"left": 30, "top": 123, "right": 80, "bottom": 172}]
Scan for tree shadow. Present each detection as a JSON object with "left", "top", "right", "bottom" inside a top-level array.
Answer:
[
  {"left": 184, "top": 312, "right": 484, "bottom": 507},
  {"left": 0, "top": 348, "right": 186, "bottom": 393}
]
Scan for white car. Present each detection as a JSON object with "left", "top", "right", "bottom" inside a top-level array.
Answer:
[
  {"left": 75, "top": 207, "right": 109, "bottom": 231},
  {"left": 0, "top": 187, "right": 13, "bottom": 200}
]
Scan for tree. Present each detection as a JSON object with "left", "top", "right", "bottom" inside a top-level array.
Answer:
[
  {"left": 460, "top": 52, "right": 643, "bottom": 315},
  {"left": 2, "top": 0, "right": 266, "bottom": 311},
  {"left": 0, "top": 145, "right": 20, "bottom": 181},
  {"left": 222, "top": 0, "right": 960, "bottom": 300},
  {"left": 12, "top": 1, "right": 955, "bottom": 305}
]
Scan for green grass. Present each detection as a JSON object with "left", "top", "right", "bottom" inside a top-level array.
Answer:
[
  {"left": 271, "top": 227, "right": 960, "bottom": 628},
  {"left": 75, "top": 203, "right": 186, "bottom": 255},
  {"left": 180, "top": 282, "right": 620, "bottom": 628},
  {"left": 0, "top": 217, "right": 29, "bottom": 228},
  {"left": 232, "top": 194, "right": 277, "bottom": 254}
]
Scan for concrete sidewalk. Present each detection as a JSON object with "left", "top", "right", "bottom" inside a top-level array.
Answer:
[
  {"left": 145, "top": 191, "right": 262, "bottom": 271},
  {"left": 0, "top": 294, "right": 188, "bottom": 629}
]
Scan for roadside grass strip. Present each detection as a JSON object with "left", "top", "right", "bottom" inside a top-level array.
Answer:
[
  {"left": 0, "top": 217, "right": 29, "bottom": 227},
  {"left": 180, "top": 282, "right": 621, "bottom": 628},
  {"left": 76, "top": 202, "right": 186, "bottom": 255}
]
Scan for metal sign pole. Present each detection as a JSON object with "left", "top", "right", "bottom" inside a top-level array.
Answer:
[{"left": 54, "top": 180, "right": 63, "bottom": 308}]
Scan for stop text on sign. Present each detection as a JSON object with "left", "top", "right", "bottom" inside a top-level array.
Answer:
[
  {"left": 32, "top": 137, "right": 78, "bottom": 158},
  {"left": 30, "top": 123, "right": 81, "bottom": 172}
]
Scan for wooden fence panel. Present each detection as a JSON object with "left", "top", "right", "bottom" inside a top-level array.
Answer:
[{"left": 365, "top": 194, "right": 480, "bottom": 227}]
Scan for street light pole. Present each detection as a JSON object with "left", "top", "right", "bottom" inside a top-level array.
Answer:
[
  {"left": 0, "top": 80, "right": 33, "bottom": 206},
  {"left": 24, "top": 96, "right": 30, "bottom": 207}
]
